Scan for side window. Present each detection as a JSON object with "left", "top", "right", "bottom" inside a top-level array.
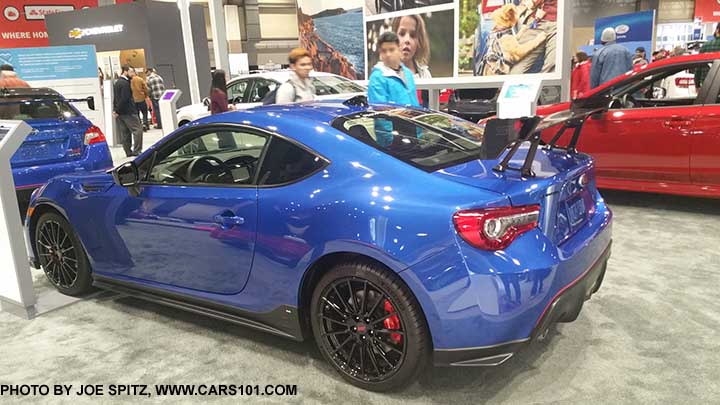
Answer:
[
  {"left": 257, "top": 137, "right": 325, "bottom": 186},
  {"left": 144, "top": 129, "right": 268, "bottom": 185},
  {"left": 610, "top": 62, "right": 712, "bottom": 109},
  {"left": 248, "top": 79, "right": 278, "bottom": 103},
  {"left": 227, "top": 80, "right": 249, "bottom": 103}
]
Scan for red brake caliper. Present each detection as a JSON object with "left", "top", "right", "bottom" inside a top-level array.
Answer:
[{"left": 383, "top": 299, "right": 402, "bottom": 344}]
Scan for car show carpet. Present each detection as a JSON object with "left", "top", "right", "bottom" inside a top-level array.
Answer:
[{"left": 0, "top": 190, "right": 718, "bottom": 404}]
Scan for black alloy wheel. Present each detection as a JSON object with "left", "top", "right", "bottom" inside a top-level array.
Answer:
[
  {"left": 311, "top": 262, "right": 430, "bottom": 391},
  {"left": 35, "top": 212, "right": 93, "bottom": 296}
]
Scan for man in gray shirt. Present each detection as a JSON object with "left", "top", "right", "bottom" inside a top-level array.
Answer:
[{"left": 276, "top": 48, "right": 315, "bottom": 104}]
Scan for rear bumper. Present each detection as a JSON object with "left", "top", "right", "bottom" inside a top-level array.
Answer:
[
  {"left": 12, "top": 143, "right": 113, "bottom": 189},
  {"left": 433, "top": 241, "right": 611, "bottom": 367}
]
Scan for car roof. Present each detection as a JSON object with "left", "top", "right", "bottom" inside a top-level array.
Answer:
[
  {"left": 587, "top": 52, "right": 720, "bottom": 97},
  {"left": 229, "top": 70, "right": 337, "bottom": 84},
  {"left": 0, "top": 87, "right": 62, "bottom": 98},
  {"left": 193, "top": 100, "right": 383, "bottom": 157}
]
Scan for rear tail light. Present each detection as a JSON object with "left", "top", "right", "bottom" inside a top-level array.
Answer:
[
  {"left": 675, "top": 77, "right": 694, "bottom": 88},
  {"left": 453, "top": 205, "right": 541, "bottom": 250},
  {"left": 84, "top": 125, "right": 106, "bottom": 145}
]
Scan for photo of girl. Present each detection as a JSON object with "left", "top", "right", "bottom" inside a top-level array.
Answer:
[
  {"left": 366, "top": 9, "right": 454, "bottom": 79},
  {"left": 394, "top": 14, "right": 432, "bottom": 79},
  {"left": 459, "top": 0, "right": 559, "bottom": 77}
]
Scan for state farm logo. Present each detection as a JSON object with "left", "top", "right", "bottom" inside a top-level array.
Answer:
[
  {"left": 24, "top": 5, "right": 75, "bottom": 21},
  {"left": 3, "top": 6, "right": 20, "bottom": 21}
]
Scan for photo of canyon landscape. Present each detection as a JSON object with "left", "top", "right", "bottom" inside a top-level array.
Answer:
[{"left": 296, "top": 0, "right": 366, "bottom": 80}]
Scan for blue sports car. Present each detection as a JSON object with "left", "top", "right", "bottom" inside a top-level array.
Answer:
[
  {"left": 0, "top": 87, "right": 113, "bottom": 211},
  {"left": 25, "top": 99, "right": 612, "bottom": 391}
]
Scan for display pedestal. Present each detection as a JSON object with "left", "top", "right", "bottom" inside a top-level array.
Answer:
[
  {"left": 160, "top": 89, "right": 183, "bottom": 136},
  {"left": 497, "top": 79, "right": 542, "bottom": 120},
  {"left": 0, "top": 121, "right": 36, "bottom": 319}
]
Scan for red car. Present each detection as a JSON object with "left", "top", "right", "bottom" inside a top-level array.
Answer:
[{"left": 526, "top": 53, "right": 720, "bottom": 198}]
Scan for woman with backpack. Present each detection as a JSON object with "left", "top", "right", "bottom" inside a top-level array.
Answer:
[{"left": 276, "top": 48, "right": 316, "bottom": 104}]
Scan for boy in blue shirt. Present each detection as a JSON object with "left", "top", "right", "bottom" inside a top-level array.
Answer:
[{"left": 368, "top": 32, "right": 420, "bottom": 146}]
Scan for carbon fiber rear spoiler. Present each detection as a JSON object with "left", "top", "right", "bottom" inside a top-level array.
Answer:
[
  {"left": 0, "top": 93, "right": 95, "bottom": 110},
  {"left": 493, "top": 107, "right": 608, "bottom": 178}
]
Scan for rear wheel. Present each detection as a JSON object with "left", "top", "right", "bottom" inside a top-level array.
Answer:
[
  {"left": 310, "top": 262, "right": 431, "bottom": 392},
  {"left": 35, "top": 212, "right": 93, "bottom": 296}
]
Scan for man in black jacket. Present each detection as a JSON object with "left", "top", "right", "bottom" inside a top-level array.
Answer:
[{"left": 113, "top": 65, "right": 143, "bottom": 157}]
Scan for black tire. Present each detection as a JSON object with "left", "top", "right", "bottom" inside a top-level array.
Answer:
[
  {"left": 34, "top": 212, "right": 94, "bottom": 297},
  {"left": 310, "top": 262, "right": 431, "bottom": 392}
]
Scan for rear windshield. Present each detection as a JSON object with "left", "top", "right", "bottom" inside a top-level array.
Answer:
[
  {"left": 332, "top": 108, "right": 489, "bottom": 172},
  {"left": 0, "top": 97, "right": 78, "bottom": 120}
]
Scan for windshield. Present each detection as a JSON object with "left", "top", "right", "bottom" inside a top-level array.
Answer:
[
  {"left": 332, "top": 108, "right": 489, "bottom": 172},
  {"left": 0, "top": 97, "right": 78, "bottom": 120},
  {"left": 312, "top": 76, "right": 366, "bottom": 96}
]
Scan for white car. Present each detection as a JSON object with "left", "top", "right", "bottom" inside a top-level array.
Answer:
[{"left": 176, "top": 71, "right": 366, "bottom": 126}]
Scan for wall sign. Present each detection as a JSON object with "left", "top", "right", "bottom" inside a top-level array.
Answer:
[
  {"left": 68, "top": 24, "right": 124, "bottom": 39},
  {"left": 0, "top": 0, "right": 97, "bottom": 48},
  {"left": 695, "top": 0, "right": 720, "bottom": 23}
]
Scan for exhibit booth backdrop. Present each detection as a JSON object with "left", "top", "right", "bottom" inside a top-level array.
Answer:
[
  {"left": 297, "top": 0, "right": 569, "bottom": 88},
  {"left": 594, "top": 10, "right": 655, "bottom": 61}
]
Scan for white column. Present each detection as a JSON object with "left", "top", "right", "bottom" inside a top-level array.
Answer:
[
  {"left": 178, "top": 0, "right": 201, "bottom": 105},
  {"left": 209, "top": 0, "right": 230, "bottom": 72}
]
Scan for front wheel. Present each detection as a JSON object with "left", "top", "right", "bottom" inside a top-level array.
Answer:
[
  {"left": 35, "top": 212, "right": 94, "bottom": 296},
  {"left": 310, "top": 262, "right": 431, "bottom": 392}
]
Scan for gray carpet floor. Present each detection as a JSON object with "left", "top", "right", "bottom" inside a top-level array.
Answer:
[{"left": 0, "top": 190, "right": 718, "bottom": 404}]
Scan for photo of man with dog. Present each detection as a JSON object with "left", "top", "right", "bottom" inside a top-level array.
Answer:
[{"left": 459, "top": 0, "right": 558, "bottom": 77}]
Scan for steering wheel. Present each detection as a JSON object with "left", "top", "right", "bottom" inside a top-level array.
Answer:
[{"left": 186, "top": 156, "right": 231, "bottom": 184}]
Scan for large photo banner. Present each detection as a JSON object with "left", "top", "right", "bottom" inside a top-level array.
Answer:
[
  {"left": 366, "top": 9, "right": 455, "bottom": 80},
  {"left": 296, "top": 0, "right": 366, "bottom": 80},
  {"left": 296, "top": 0, "right": 566, "bottom": 85},
  {"left": 459, "top": 0, "right": 559, "bottom": 78}
]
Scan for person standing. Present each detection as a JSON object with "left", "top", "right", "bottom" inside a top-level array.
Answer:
[
  {"left": 632, "top": 47, "right": 648, "bottom": 66},
  {"left": 368, "top": 32, "right": 419, "bottom": 107},
  {"left": 209, "top": 69, "right": 235, "bottom": 114},
  {"left": 146, "top": 68, "right": 165, "bottom": 129},
  {"left": 695, "top": 24, "right": 720, "bottom": 88},
  {"left": 571, "top": 51, "right": 591, "bottom": 99},
  {"left": 131, "top": 69, "right": 150, "bottom": 131},
  {"left": 368, "top": 32, "right": 420, "bottom": 147},
  {"left": 0, "top": 64, "right": 30, "bottom": 88},
  {"left": 590, "top": 28, "right": 633, "bottom": 89},
  {"left": 113, "top": 66, "right": 143, "bottom": 157},
  {"left": 276, "top": 48, "right": 316, "bottom": 104}
]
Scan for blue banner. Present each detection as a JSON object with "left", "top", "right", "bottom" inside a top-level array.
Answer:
[
  {"left": 594, "top": 11, "right": 655, "bottom": 59},
  {"left": 0, "top": 45, "right": 97, "bottom": 81}
]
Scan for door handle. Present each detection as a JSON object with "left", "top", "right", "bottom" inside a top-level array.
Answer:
[{"left": 213, "top": 214, "right": 245, "bottom": 228}]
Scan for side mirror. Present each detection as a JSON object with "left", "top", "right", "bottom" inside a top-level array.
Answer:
[
  {"left": 112, "top": 162, "right": 139, "bottom": 187},
  {"left": 571, "top": 93, "right": 611, "bottom": 112},
  {"left": 86, "top": 96, "right": 95, "bottom": 111}
]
